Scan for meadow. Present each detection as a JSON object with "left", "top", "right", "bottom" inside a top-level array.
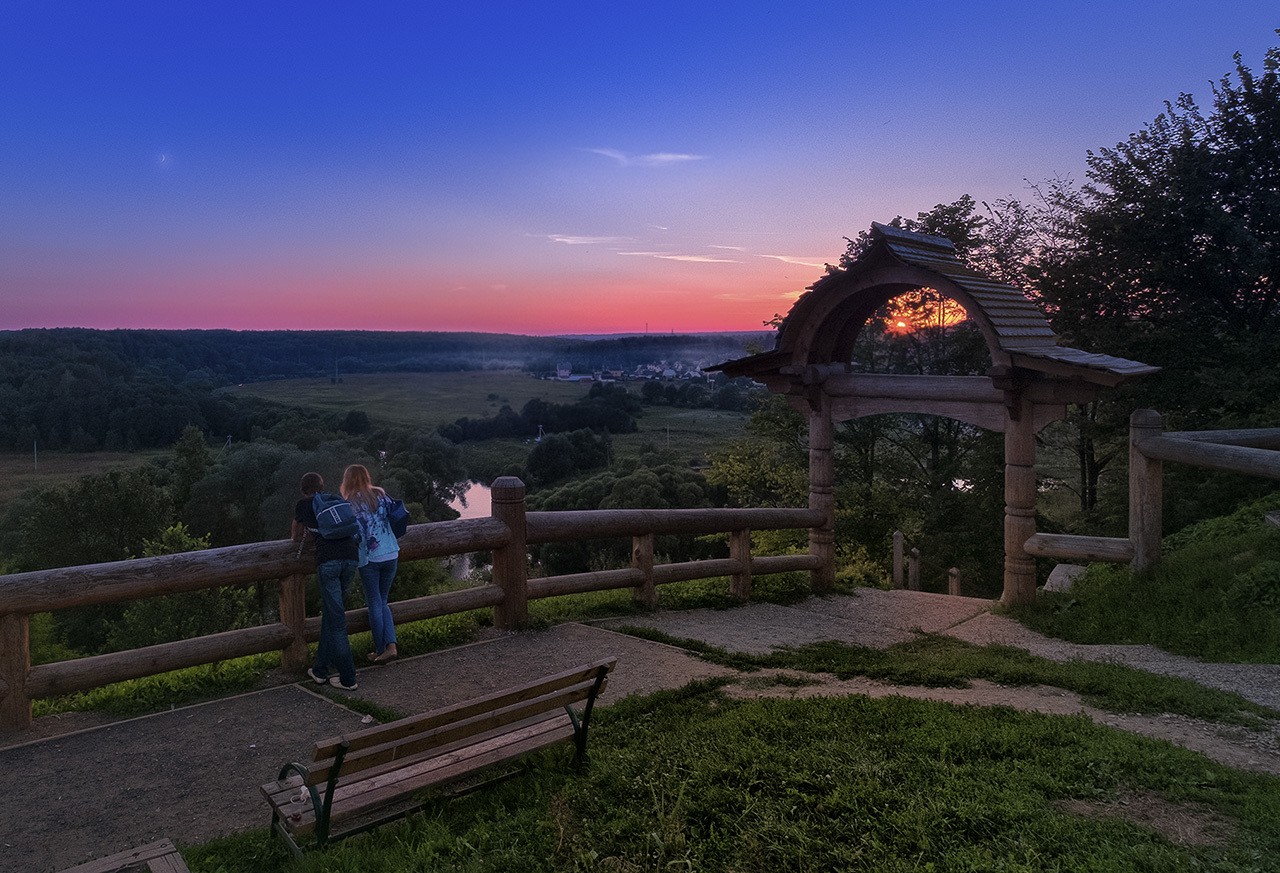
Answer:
[
  {"left": 0, "top": 449, "right": 165, "bottom": 510},
  {"left": 228, "top": 371, "right": 593, "bottom": 430},
  {"left": 234, "top": 371, "right": 753, "bottom": 476}
]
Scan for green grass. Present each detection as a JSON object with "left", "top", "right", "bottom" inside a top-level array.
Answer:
[
  {"left": 232, "top": 371, "right": 751, "bottom": 478},
  {"left": 610, "top": 630, "right": 1278, "bottom": 728},
  {"left": 614, "top": 404, "right": 751, "bottom": 465},
  {"left": 1011, "top": 493, "right": 1280, "bottom": 663},
  {"left": 182, "top": 683, "right": 1280, "bottom": 872},
  {"left": 230, "top": 371, "right": 591, "bottom": 430},
  {"left": 0, "top": 449, "right": 166, "bottom": 512}
]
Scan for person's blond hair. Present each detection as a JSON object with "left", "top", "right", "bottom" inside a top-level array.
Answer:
[{"left": 340, "top": 464, "right": 385, "bottom": 512}]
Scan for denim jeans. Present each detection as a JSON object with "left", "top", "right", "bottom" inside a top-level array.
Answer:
[
  {"left": 360, "top": 558, "right": 399, "bottom": 654},
  {"left": 313, "top": 558, "right": 358, "bottom": 686}
]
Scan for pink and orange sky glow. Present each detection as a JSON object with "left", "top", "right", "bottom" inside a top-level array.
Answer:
[{"left": 2, "top": 4, "right": 1277, "bottom": 335}]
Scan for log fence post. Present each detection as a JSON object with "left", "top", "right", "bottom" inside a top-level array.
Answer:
[
  {"left": 948, "top": 567, "right": 961, "bottom": 597},
  {"left": 1129, "top": 409, "right": 1164, "bottom": 572},
  {"left": 908, "top": 548, "right": 921, "bottom": 591},
  {"left": 808, "top": 395, "right": 836, "bottom": 593},
  {"left": 892, "top": 530, "right": 904, "bottom": 589},
  {"left": 730, "top": 528, "right": 752, "bottom": 601},
  {"left": 278, "top": 573, "right": 309, "bottom": 672},
  {"left": 0, "top": 613, "right": 31, "bottom": 731},
  {"left": 1002, "top": 397, "right": 1039, "bottom": 604},
  {"left": 491, "top": 476, "right": 529, "bottom": 631},
  {"left": 631, "top": 533, "right": 656, "bottom": 609}
]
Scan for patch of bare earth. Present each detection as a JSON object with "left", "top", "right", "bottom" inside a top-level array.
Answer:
[
  {"left": 723, "top": 669, "right": 1280, "bottom": 777},
  {"left": 1057, "top": 789, "right": 1237, "bottom": 847}
]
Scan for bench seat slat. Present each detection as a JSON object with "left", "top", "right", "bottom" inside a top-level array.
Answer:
[
  {"left": 306, "top": 676, "right": 607, "bottom": 785},
  {"left": 312, "top": 657, "right": 616, "bottom": 758},
  {"left": 261, "top": 709, "right": 568, "bottom": 806},
  {"left": 270, "top": 712, "right": 575, "bottom": 836}
]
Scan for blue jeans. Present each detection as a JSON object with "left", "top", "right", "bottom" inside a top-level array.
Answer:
[
  {"left": 360, "top": 558, "right": 399, "bottom": 654},
  {"left": 313, "top": 559, "right": 357, "bottom": 686}
]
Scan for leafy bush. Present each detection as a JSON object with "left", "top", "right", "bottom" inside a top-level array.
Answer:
[{"left": 1012, "top": 492, "right": 1280, "bottom": 662}]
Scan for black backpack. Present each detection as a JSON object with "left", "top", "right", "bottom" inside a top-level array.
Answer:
[{"left": 311, "top": 492, "right": 360, "bottom": 540}]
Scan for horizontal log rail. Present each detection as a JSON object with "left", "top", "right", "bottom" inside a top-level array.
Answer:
[
  {"left": 1022, "top": 533, "right": 1135, "bottom": 564},
  {"left": 1135, "top": 433, "right": 1280, "bottom": 481},
  {"left": 526, "top": 507, "right": 824, "bottom": 543},
  {"left": 1031, "top": 411, "right": 1280, "bottom": 574},
  {"left": 0, "top": 478, "right": 829, "bottom": 731},
  {"left": 1160, "top": 428, "right": 1280, "bottom": 450},
  {"left": 27, "top": 623, "right": 293, "bottom": 699},
  {"left": 0, "top": 517, "right": 512, "bottom": 616}
]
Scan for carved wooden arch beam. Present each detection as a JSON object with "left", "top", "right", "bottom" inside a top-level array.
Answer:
[{"left": 781, "top": 264, "right": 1014, "bottom": 370}]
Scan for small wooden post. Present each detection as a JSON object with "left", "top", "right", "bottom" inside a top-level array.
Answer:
[
  {"left": 631, "top": 533, "right": 656, "bottom": 609},
  {"left": 278, "top": 573, "right": 309, "bottom": 672},
  {"left": 808, "top": 394, "right": 836, "bottom": 593},
  {"left": 1129, "top": 409, "right": 1164, "bottom": 572},
  {"left": 892, "top": 530, "right": 905, "bottom": 589},
  {"left": 491, "top": 476, "right": 529, "bottom": 631},
  {"left": 0, "top": 613, "right": 31, "bottom": 731},
  {"left": 730, "top": 528, "right": 752, "bottom": 601},
  {"left": 907, "top": 548, "right": 921, "bottom": 591},
  {"left": 1002, "top": 397, "right": 1038, "bottom": 604},
  {"left": 948, "top": 567, "right": 961, "bottom": 597}
]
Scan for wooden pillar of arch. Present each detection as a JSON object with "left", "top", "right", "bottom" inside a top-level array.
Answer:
[
  {"left": 1001, "top": 396, "right": 1038, "bottom": 604},
  {"left": 808, "top": 391, "right": 836, "bottom": 592}
]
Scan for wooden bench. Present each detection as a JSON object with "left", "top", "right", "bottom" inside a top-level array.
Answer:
[
  {"left": 261, "top": 657, "right": 615, "bottom": 855},
  {"left": 55, "top": 839, "right": 191, "bottom": 873}
]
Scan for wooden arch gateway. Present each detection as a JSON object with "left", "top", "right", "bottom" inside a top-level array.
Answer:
[{"left": 712, "top": 223, "right": 1158, "bottom": 604}]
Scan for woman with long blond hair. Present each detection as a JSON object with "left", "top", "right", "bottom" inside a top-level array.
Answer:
[{"left": 341, "top": 463, "right": 400, "bottom": 663}]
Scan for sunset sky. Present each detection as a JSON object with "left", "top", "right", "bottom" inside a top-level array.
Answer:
[{"left": 2, "top": 4, "right": 1276, "bottom": 335}]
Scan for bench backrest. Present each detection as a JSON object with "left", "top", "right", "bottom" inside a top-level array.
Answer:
[{"left": 305, "top": 658, "right": 615, "bottom": 787}]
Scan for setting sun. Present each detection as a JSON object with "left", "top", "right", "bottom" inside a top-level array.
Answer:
[{"left": 881, "top": 288, "right": 968, "bottom": 333}]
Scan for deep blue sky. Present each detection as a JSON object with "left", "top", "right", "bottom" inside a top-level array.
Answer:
[{"left": 2, "top": 3, "right": 1276, "bottom": 333}]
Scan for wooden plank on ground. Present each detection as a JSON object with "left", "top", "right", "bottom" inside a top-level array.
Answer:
[{"left": 55, "top": 839, "right": 191, "bottom": 873}]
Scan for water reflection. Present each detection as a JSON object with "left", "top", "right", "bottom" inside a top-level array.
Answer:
[{"left": 449, "top": 482, "right": 491, "bottom": 520}]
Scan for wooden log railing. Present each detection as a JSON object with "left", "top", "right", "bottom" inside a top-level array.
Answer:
[
  {"left": 1026, "top": 409, "right": 1280, "bottom": 573},
  {"left": 0, "top": 475, "right": 824, "bottom": 731}
]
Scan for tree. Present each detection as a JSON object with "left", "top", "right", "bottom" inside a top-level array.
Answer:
[
  {"left": 104, "top": 524, "right": 258, "bottom": 651},
  {"left": 1036, "top": 39, "right": 1280, "bottom": 424},
  {"left": 170, "top": 425, "right": 212, "bottom": 512}
]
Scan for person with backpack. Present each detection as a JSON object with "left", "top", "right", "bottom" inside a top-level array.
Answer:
[
  {"left": 291, "top": 471, "right": 359, "bottom": 691},
  {"left": 340, "top": 464, "right": 403, "bottom": 664}
]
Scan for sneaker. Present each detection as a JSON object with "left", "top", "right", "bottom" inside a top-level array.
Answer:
[
  {"left": 306, "top": 668, "right": 327, "bottom": 685},
  {"left": 329, "top": 676, "right": 358, "bottom": 691}
]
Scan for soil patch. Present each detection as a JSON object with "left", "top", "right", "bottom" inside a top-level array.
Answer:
[{"left": 1057, "top": 789, "right": 1237, "bottom": 847}]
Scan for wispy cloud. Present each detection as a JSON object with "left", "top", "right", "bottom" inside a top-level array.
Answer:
[
  {"left": 709, "top": 245, "right": 746, "bottom": 251},
  {"left": 619, "top": 251, "right": 739, "bottom": 263},
  {"left": 584, "top": 148, "right": 706, "bottom": 168},
  {"left": 759, "top": 254, "right": 828, "bottom": 268},
  {"left": 545, "top": 234, "right": 633, "bottom": 246}
]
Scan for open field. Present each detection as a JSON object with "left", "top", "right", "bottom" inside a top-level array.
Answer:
[
  {"left": 0, "top": 450, "right": 165, "bottom": 510},
  {"left": 232, "top": 371, "right": 753, "bottom": 476},
  {"left": 228, "top": 370, "right": 592, "bottom": 430}
]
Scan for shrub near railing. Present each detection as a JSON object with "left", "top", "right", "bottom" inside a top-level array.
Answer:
[{"left": 0, "top": 476, "right": 824, "bottom": 731}]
